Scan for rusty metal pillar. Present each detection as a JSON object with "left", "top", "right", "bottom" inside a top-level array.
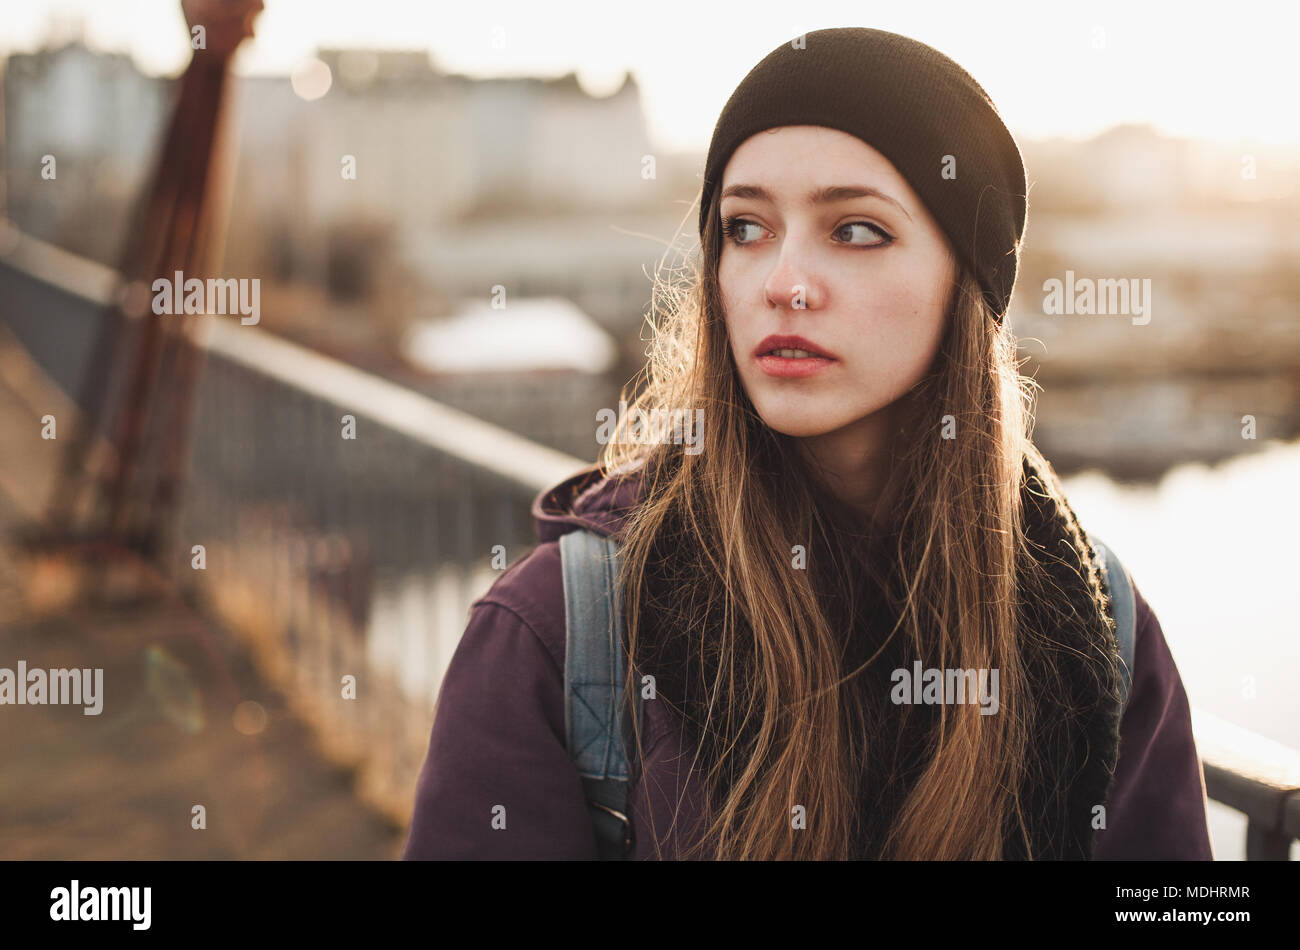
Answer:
[{"left": 42, "top": 0, "right": 263, "bottom": 590}]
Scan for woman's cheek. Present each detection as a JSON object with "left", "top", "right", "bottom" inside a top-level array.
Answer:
[{"left": 846, "top": 321, "right": 922, "bottom": 398}]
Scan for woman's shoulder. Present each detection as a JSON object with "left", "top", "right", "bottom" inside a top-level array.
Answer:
[
  {"left": 467, "top": 540, "right": 569, "bottom": 675},
  {"left": 461, "top": 459, "right": 643, "bottom": 659},
  {"left": 406, "top": 540, "right": 603, "bottom": 859}
]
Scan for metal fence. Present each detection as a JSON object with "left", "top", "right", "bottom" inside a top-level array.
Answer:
[{"left": 0, "top": 225, "right": 584, "bottom": 821}]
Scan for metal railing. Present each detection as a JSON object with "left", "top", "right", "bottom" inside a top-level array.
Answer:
[
  {"left": 1, "top": 222, "right": 1297, "bottom": 856},
  {"left": 1193, "top": 709, "right": 1300, "bottom": 859},
  {"left": 0, "top": 222, "right": 583, "bottom": 821}
]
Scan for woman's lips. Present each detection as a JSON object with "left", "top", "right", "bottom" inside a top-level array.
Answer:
[{"left": 755, "top": 353, "right": 837, "bottom": 378}]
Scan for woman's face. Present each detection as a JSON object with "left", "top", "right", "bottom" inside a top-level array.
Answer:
[{"left": 718, "top": 125, "right": 958, "bottom": 442}]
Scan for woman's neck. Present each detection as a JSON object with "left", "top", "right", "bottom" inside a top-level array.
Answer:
[{"left": 795, "top": 402, "right": 902, "bottom": 519}]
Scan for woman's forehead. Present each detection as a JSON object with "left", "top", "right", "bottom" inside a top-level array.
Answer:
[{"left": 721, "top": 126, "right": 905, "bottom": 192}]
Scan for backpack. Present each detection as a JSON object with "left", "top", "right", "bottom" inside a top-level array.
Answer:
[{"left": 559, "top": 526, "right": 1136, "bottom": 860}]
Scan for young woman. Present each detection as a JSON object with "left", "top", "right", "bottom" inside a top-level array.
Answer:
[{"left": 402, "top": 27, "right": 1214, "bottom": 860}]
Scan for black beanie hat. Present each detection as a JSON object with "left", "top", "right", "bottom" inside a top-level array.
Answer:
[{"left": 699, "top": 27, "right": 1028, "bottom": 321}]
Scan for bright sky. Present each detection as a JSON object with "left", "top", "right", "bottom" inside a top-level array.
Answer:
[{"left": 3, "top": 0, "right": 1298, "bottom": 152}]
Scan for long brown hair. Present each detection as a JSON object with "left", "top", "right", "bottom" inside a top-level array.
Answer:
[{"left": 599, "top": 188, "right": 1047, "bottom": 859}]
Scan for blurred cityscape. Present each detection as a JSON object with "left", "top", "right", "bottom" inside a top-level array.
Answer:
[{"left": 6, "top": 34, "right": 1299, "bottom": 477}]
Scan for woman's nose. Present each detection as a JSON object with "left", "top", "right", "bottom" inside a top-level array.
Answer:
[{"left": 763, "top": 242, "right": 824, "bottom": 311}]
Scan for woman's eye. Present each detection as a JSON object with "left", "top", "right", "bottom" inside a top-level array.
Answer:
[
  {"left": 722, "top": 217, "right": 764, "bottom": 245},
  {"left": 835, "top": 222, "right": 892, "bottom": 246}
]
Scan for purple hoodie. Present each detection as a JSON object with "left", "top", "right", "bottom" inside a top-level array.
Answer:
[{"left": 402, "top": 464, "right": 1215, "bottom": 860}]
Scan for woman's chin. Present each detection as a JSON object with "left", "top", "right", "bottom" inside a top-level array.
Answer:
[{"left": 754, "top": 410, "right": 853, "bottom": 440}]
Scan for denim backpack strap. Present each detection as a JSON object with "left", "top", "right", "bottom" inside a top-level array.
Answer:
[
  {"left": 1087, "top": 533, "right": 1136, "bottom": 710},
  {"left": 559, "top": 527, "right": 640, "bottom": 859}
]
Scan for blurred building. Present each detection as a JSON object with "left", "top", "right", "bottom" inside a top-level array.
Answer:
[
  {"left": 219, "top": 48, "right": 674, "bottom": 317},
  {"left": 2, "top": 40, "right": 686, "bottom": 316},
  {"left": 1, "top": 40, "right": 171, "bottom": 262}
]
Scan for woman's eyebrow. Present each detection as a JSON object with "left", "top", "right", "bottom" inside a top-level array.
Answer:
[{"left": 719, "top": 183, "right": 912, "bottom": 222}]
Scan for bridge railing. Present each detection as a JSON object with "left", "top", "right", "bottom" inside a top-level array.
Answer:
[
  {"left": 0, "top": 222, "right": 584, "bottom": 822},
  {"left": 1192, "top": 709, "right": 1300, "bottom": 859},
  {"left": 1, "top": 221, "right": 1296, "bottom": 856}
]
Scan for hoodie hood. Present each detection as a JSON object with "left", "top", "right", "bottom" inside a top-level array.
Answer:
[{"left": 531, "top": 460, "right": 646, "bottom": 543}]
